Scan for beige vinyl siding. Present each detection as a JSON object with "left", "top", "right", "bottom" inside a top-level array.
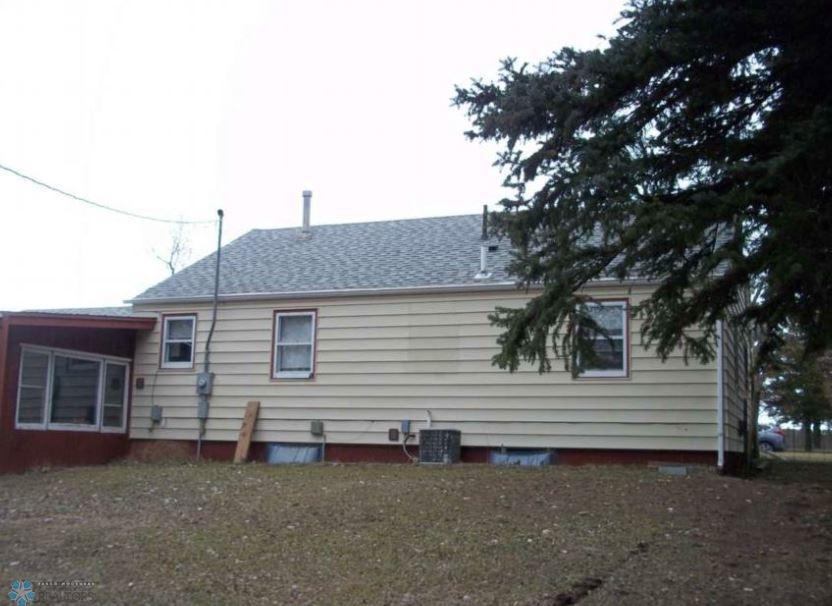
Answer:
[
  {"left": 722, "top": 323, "right": 750, "bottom": 454},
  {"left": 130, "top": 285, "right": 719, "bottom": 452}
]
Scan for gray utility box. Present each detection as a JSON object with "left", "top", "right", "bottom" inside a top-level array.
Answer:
[{"left": 419, "top": 429, "right": 461, "bottom": 464}]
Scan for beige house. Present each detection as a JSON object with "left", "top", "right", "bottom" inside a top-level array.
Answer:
[{"left": 120, "top": 205, "right": 750, "bottom": 470}]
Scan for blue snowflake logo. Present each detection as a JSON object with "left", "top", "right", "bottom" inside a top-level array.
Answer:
[{"left": 7, "top": 580, "right": 36, "bottom": 606}]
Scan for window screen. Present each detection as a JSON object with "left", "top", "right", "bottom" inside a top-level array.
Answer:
[
  {"left": 274, "top": 312, "right": 316, "bottom": 378},
  {"left": 580, "top": 303, "right": 628, "bottom": 376},
  {"left": 102, "top": 362, "right": 127, "bottom": 428},
  {"left": 162, "top": 315, "right": 196, "bottom": 368},
  {"left": 17, "top": 350, "right": 49, "bottom": 424},
  {"left": 50, "top": 355, "right": 100, "bottom": 426}
]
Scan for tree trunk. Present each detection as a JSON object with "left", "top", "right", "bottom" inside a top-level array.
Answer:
[
  {"left": 813, "top": 422, "right": 823, "bottom": 450},
  {"left": 804, "top": 420, "right": 814, "bottom": 452}
]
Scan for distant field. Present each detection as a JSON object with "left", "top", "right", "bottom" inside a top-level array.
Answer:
[{"left": 1, "top": 461, "right": 831, "bottom": 605}]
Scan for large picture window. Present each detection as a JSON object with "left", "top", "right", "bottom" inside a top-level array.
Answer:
[
  {"left": 161, "top": 314, "right": 196, "bottom": 369},
  {"left": 273, "top": 310, "right": 316, "bottom": 379},
  {"left": 578, "top": 301, "right": 629, "bottom": 378},
  {"left": 15, "top": 346, "right": 129, "bottom": 432}
]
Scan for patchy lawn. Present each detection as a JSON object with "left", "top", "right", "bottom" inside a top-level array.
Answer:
[
  {"left": 1, "top": 461, "right": 831, "bottom": 605},
  {"left": 773, "top": 450, "right": 832, "bottom": 463}
]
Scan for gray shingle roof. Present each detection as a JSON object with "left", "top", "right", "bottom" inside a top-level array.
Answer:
[
  {"left": 132, "top": 215, "right": 514, "bottom": 301},
  {"left": 24, "top": 306, "right": 135, "bottom": 317}
]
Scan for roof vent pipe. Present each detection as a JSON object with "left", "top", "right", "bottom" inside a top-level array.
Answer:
[
  {"left": 302, "top": 190, "right": 312, "bottom": 234},
  {"left": 474, "top": 204, "right": 491, "bottom": 281}
]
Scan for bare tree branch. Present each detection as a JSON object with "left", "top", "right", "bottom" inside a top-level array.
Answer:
[{"left": 153, "top": 223, "right": 192, "bottom": 276}]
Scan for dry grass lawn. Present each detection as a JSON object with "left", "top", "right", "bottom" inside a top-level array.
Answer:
[
  {"left": 773, "top": 450, "right": 832, "bottom": 463},
  {"left": 1, "top": 460, "right": 831, "bottom": 605}
]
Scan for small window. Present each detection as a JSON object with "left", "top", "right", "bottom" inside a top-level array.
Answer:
[
  {"left": 161, "top": 315, "right": 196, "bottom": 369},
  {"left": 273, "top": 311, "right": 316, "bottom": 379},
  {"left": 578, "top": 302, "right": 628, "bottom": 378}
]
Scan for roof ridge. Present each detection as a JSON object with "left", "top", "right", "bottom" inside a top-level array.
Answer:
[{"left": 252, "top": 212, "right": 480, "bottom": 233}]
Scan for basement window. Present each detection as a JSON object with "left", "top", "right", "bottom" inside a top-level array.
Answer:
[
  {"left": 578, "top": 301, "right": 629, "bottom": 378},
  {"left": 161, "top": 314, "right": 196, "bottom": 369},
  {"left": 15, "top": 345, "right": 130, "bottom": 433},
  {"left": 273, "top": 310, "right": 316, "bottom": 379}
]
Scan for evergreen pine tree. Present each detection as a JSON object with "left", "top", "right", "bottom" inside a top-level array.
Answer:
[{"left": 454, "top": 0, "right": 832, "bottom": 373}]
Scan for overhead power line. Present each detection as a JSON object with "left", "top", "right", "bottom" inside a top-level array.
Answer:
[{"left": 0, "top": 162, "right": 216, "bottom": 225}]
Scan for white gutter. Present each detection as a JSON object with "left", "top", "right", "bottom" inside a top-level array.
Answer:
[
  {"left": 126, "top": 277, "right": 658, "bottom": 306},
  {"left": 716, "top": 319, "right": 725, "bottom": 471},
  {"left": 127, "top": 281, "right": 520, "bottom": 305}
]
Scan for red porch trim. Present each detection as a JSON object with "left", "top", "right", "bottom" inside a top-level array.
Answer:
[{"left": 0, "top": 316, "right": 9, "bottom": 431}]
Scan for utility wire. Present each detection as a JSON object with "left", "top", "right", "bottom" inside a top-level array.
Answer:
[{"left": 0, "top": 162, "right": 216, "bottom": 225}]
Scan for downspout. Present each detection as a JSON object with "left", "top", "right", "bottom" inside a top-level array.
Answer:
[
  {"left": 716, "top": 319, "right": 725, "bottom": 472},
  {"left": 196, "top": 209, "right": 224, "bottom": 460}
]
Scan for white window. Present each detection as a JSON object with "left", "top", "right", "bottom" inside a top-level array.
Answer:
[
  {"left": 161, "top": 314, "right": 196, "bottom": 369},
  {"left": 50, "top": 355, "right": 101, "bottom": 426},
  {"left": 273, "top": 311, "right": 316, "bottom": 379},
  {"left": 101, "top": 361, "right": 129, "bottom": 430},
  {"left": 15, "top": 345, "right": 130, "bottom": 433},
  {"left": 578, "top": 301, "right": 628, "bottom": 378},
  {"left": 16, "top": 349, "right": 49, "bottom": 426}
]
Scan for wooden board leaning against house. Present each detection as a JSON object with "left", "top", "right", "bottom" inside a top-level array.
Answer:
[{"left": 234, "top": 401, "right": 260, "bottom": 463}]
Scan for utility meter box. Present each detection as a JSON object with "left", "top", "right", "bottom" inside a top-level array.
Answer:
[
  {"left": 196, "top": 372, "right": 214, "bottom": 396},
  {"left": 150, "top": 405, "right": 163, "bottom": 423}
]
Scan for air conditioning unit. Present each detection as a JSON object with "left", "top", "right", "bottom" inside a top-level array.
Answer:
[{"left": 419, "top": 429, "right": 461, "bottom": 464}]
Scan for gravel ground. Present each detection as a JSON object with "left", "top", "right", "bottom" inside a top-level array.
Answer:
[{"left": 0, "top": 460, "right": 830, "bottom": 605}]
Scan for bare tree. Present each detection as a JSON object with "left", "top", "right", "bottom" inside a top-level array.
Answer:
[{"left": 154, "top": 223, "right": 191, "bottom": 276}]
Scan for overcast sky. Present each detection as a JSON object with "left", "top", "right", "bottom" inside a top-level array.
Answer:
[{"left": 0, "top": 0, "right": 624, "bottom": 310}]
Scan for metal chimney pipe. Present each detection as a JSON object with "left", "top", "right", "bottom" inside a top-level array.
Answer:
[
  {"left": 480, "top": 204, "right": 488, "bottom": 273},
  {"left": 474, "top": 204, "right": 491, "bottom": 281},
  {"left": 481, "top": 204, "right": 488, "bottom": 241},
  {"left": 302, "top": 190, "right": 312, "bottom": 233}
]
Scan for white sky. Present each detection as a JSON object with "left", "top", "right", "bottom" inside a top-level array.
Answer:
[{"left": 0, "top": 0, "right": 624, "bottom": 310}]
